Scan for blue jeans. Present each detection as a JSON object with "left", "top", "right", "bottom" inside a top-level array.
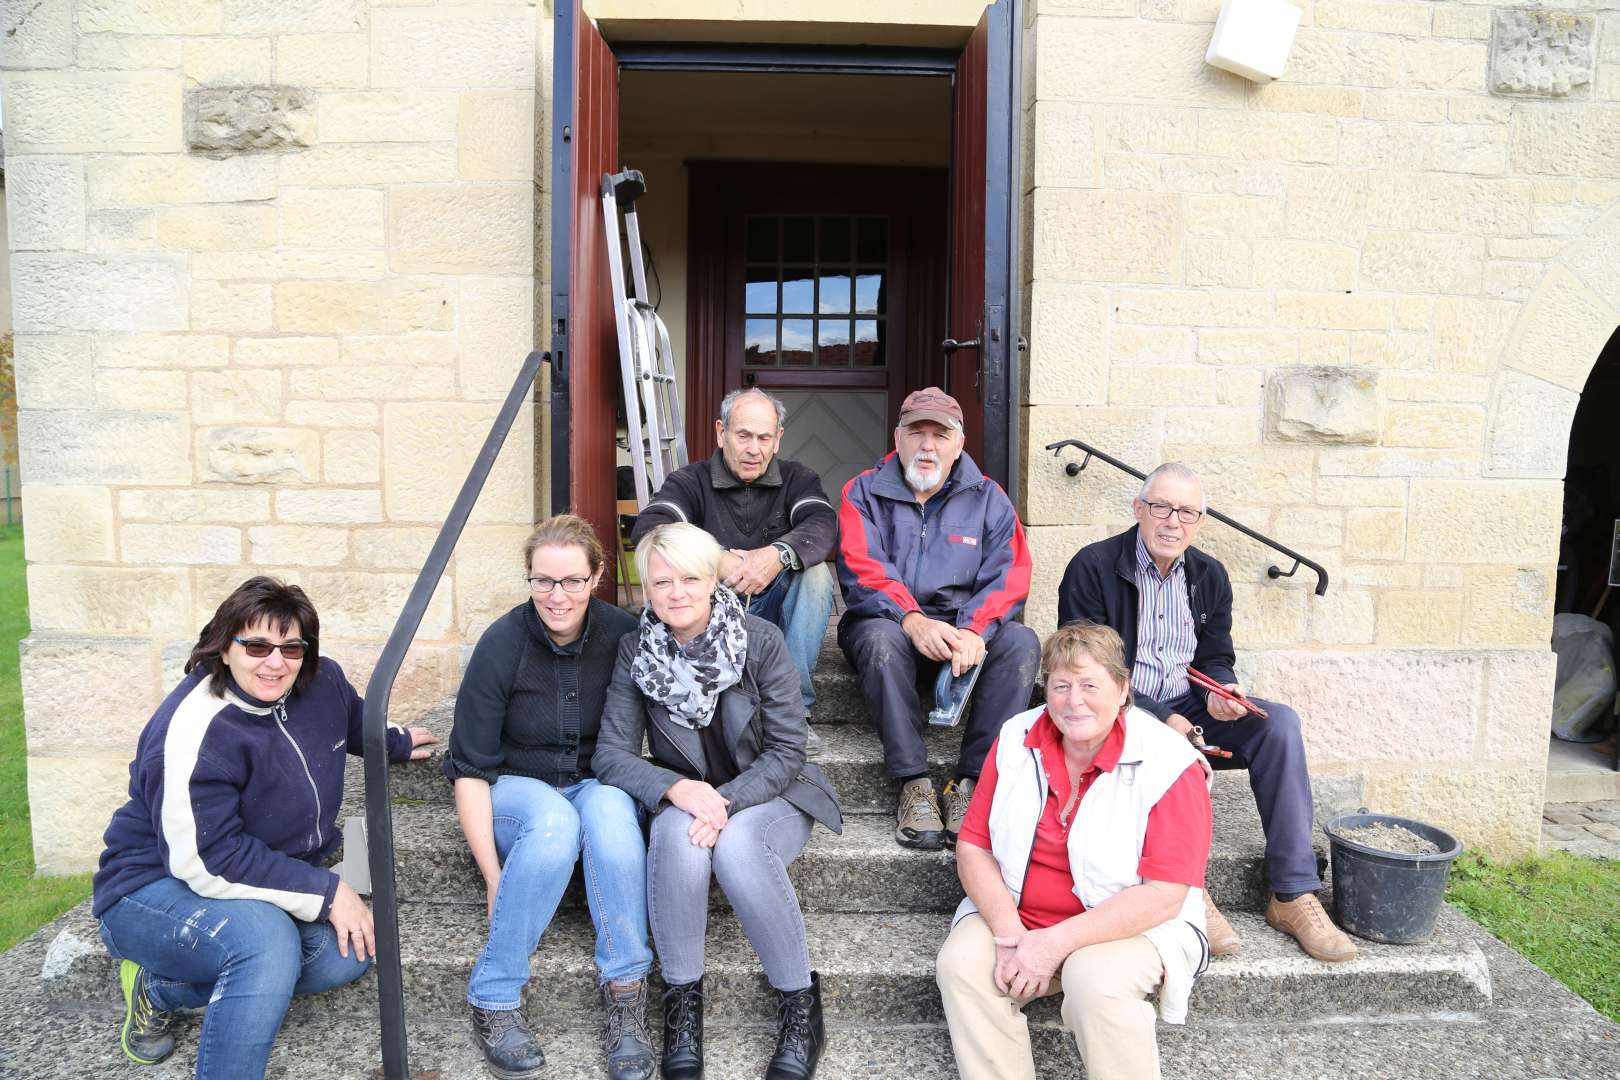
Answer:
[
  {"left": 746, "top": 561, "right": 836, "bottom": 709},
  {"left": 97, "top": 875, "right": 369, "bottom": 1080},
  {"left": 468, "top": 776, "right": 652, "bottom": 1010}
]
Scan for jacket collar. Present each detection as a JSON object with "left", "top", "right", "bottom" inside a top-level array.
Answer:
[
  {"left": 868, "top": 450, "right": 985, "bottom": 503},
  {"left": 709, "top": 449, "right": 782, "bottom": 490},
  {"left": 524, "top": 598, "right": 592, "bottom": 655},
  {"left": 1111, "top": 526, "right": 1205, "bottom": 588}
]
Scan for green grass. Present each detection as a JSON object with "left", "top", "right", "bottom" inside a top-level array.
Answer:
[
  {"left": 1447, "top": 848, "right": 1620, "bottom": 1023},
  {"left": 0, "top": 524, "right": 93, "bottom": 951}
]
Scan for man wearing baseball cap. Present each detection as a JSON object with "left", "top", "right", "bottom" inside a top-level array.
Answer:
[{"left": 836, "top": 387, "right": 1039, "bottom": 850}]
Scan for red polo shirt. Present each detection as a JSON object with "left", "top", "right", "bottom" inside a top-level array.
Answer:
[{"left": 956, "top": 710, "right": 1213, "bottom": 930}]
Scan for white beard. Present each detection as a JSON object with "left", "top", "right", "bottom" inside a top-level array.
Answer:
[{"left": 904, "top": 454, "right": 944, "bottom": 494}]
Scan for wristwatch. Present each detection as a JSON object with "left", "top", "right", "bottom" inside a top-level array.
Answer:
[{"left": 772, "top": 541, "right": 797, "bottom": 569}]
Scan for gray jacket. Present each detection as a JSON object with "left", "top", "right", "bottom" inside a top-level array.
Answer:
[{"left": 593, "top": 614, "right": 843, "bottom": 833}]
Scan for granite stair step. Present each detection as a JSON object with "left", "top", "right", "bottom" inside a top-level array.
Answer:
[{"left": 39, "top": 901, "right": 1492, "bottom": 1030}]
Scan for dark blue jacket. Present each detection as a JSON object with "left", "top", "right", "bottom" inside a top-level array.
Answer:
[
  {"left": 92, "top": 659, "right": 411, "bottom": 922},
  {"left": 836, "top": 451, "right": 1032, "bottom": 643}
]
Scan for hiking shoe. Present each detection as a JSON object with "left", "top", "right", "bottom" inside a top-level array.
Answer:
[
  {"left": 895, "top": 777, "right": 945, "bottom": 849},
  {"left": 1205, "top": 897, "right": 1242, "bottom": 957},
  {"left": 940, "top": 777, "right": 976, "bottom": 848},
  {"left": 470, "top": 1005, "right": 546, "bottom": 1079},
  {"left": 1266, "top": 893, "right": 1356, "bottom": 963},
  {"left": 118, "top": 960, "right": 175, "bottom": 1065},
  {"left": 661, "top": 978, "right": 705, "bottom": 1080},
  {"left": 600, "top": 979, "right": 655, "bottom": 1080}
]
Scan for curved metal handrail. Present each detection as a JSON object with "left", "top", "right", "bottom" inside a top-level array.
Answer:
[
  {"left": 1044, "top": 438, "right": 1330, "bottom": 597},
  {"left": 362, "top": 349, "right": 547, "bottom": 1080}
]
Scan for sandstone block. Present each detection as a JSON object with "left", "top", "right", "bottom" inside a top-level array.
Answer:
[
  {"left": 275, "top": 280, "right": 455, "bottom": 333},
  {"left": 1377, "top": 589, "right": 1463, "bottom": 646},
  {"left": 1161, "top": 407, "right": 1258, "bottom": 448},
  {"left": 287, "top": 402, "right": 379, "bottom": 428},
  {"left": 1366, "top": 173, "right": 1531, "bottom": 234},
  {"left": 1191, "top": 448, "right": 1316, "bottom": 506},
  {"left": 1512, "top": 104, "right": 1620, "bottom": 176},
  {"left": 28, "top": 565, "right": 192, "bottom": 634},
  {"left": 1434, "top": 6, "right": 1490, "bottom": 40},
  {"left": 1252, "top": 240, "right": 1356, "bottom": 292},
  {"left": 121, "top": 523, "right": 242, "bottom": 565},
  {"left": 1338, "top": 121, "right": 1429, "bottom": 171},
  {"left": 19, "top": 410, "right": 190, "bottom": 486},
  {"left": 224, "top": 0, "right": 361, "bottom": 33},
  {"left": 186, "top": 86, "right": 314, "bottom": 156},
  {"left": 247, "top": 525, "right": 350, "bottom": 566},
  {"left": 1312, "top": 0, "right": 1428, "bottom": 36},
  {"left": 1022, "top": 405, "right": 1161, "bottom": 527},
  {"left": 1196, "top": 111, "right": 1337, "bottom": 165},
  {"left": 184, "top": 35, "right": 273, "bottom": 86},
  {"left": 21, "top": 487, "right": 116, "bottom": 563},
  {"left": 1491, "top": 10, "right": 1594, "bottom": 98},
  {"left": 97, "top": 334, "right": 228, "bottom": 370},
  {"left": 200, "top": 426, "right": 319, "bottom": 484},
  {"left": 324, "top": 431, "right": 382, "bottom": 485},
  {"left": 1197, "top": 330, "right": 1295, "bottom": 367},
  {"left": 76, "top": 34, "right": 183, "bottom": 69},
  {"left": 20, "top": 637, "right": 161, "bottom": 754},
  {"left": 1404, "top": 40, "right": 1488, "bottom": 92},
  {"left": 452, "top": 525, "right": 534, "bottom": 637},
  {"left": 335, "top": 641, "right": 460, "bottom": 724},
  {"left": 4, "top": 71, "right": 181, "bottom": 152},
  {"left": 1037, "top": 20, "right": 1244, "bottom": 106},
  {"left": 1108, "top": 365, "right": 1218, "bottom": 407},
  {"left": 155, "top": 205, "right": 277, "bottom": 251},
  {"left": 1347, "top": 332, "right": 1429, "bottom": 369},
  {"left": 288, "top": 364, "right": 455, "bottom": 403},
  {"left": 1110, "top": 325, "right": 1192, "bottom": 365},
  {"left": 1318, "top": 446, "right": 1481, "bottom": 479},
  {"left": 1502, "top": 265, "right": 1617, "bottom": 392},
  {"left": 1364, "top": 767, "right": 1542, "bottom": 856},
  {"left": 1, "top": 0, "right": 72, "bottom": 68},
  {"left": 78, "top": 0, "right": 221, "bottom": 33},
  {"left": 1407, "top": 479, "right": 1561, "bottom": 563},
  {"left": 95, "top": 369, "right": 188, "bottom": 411},
  {"left": 1344, "top": 507, "right": 1404, "bottom": 560},
  {"left": 459, "top": 90, "right": 535, "bottom": 181},
  {"left": 1103, "top": 107, "right": 1197, "bottom": 155},
  {"left": 1254, "top": 650, "right": 1482, "bottom": 768},
  {"left": 278, "top": 188, "right": 386, "bottom": 251},
  {"left": 305, "top": 570, "right": 453, "bottom": 639},
  {"left": 1428, "top": 123, "right": 1510, "bottom": 176},
  {"left": 11, "top": 336, "right": 93, "bottom": 409},
  {"left": 1315, "top": 475, "right": 1406, "bottom": 508},
  {"left": 12, "top": 254, "right": 187, "bottom": 332},
  {"left": 191, "top": 249, "right": 389, "bottom": 282},
  {"left": 278, "top": 143, "right": 458, "bottom": 187},
  {"left": 1362, "top": 91, "right": 1448, "bottom": 123},
  {"left": 193, "top": 282, "right": 274, "bottom": 333},
  {"left": 389, "top": 184, "right": 531, "bottom": 275},
  {"left": 1480, "top": 650, "right": 1553, "bottom": 765},
  {"left": 1463, "top": 567, "right": 1553, "bottom": 647},
  {"left": 383, "top": 401, "right": 533, "bottom": 524},
  {"left": 341, "top": 335, "right": 459, "bottom": 368},
  {"left": 119, "top": 487, "right": 270, "bottom": 522},
  {"left": 1022, "top": 523, "right": 1114, "bottom": 637},
  {"left": 1304, "top": 588, "right": 1376, "bottom": 646},
  {"left": 233, "top": 337, "right": 339, "bottom": 368},
  {"left": 28, "top": 754, "right": 142, "bottom": 874},
  {"left": 190, "top": 370, "right": 283, "bottom": 426},
  {"left": 1435, "top": 296, "right": 1519, "bottom": 373},
  {"left": 1106, "top": 153, "right": 1287, "bottom": 197},
  {"left": 351, "top": 527, "right": 437, "bottom": 570},
  {"left": 1228, "top": 584, "right": 1306, "bottom": 648},
  {"left": 1275, "top": 292, "right": 1390, "bottom": 332},
  {"left": 1114, "top": 289, "right": 1272, "bottom": 328},
  {"left": 5, "top": 156, "right": 87, "bottom": 250},
  {"left": 275, "top": 488, "right": 382, "bottom": 524},
  {"left": 87, "top": 154, "right": 277, "bottom": 207},
  {"left": 1026, "top": 282, "right": 1106, "bottom": 406},
  {"left": 458, "top": 277, "right": 536, "bottom": 401},
  {"left": 1185, "top": 195, "right": 1284, "bottom": 239},
  {"left": 1560, "top": 202, "right": 1620, "bottom": 311},
  {"left": 371, "top": 6, "right": 535, "bottom": 89},
  {"left": 1382, "top": 404, "right": 1484, "bottom": 451},
  {"left": 81, "top": 206, "right": 149, "bottom": 254},
  {"left": 1245, "top": 82, "right": 1362, "bottom": 118},
  {"left": 1264, "top": 367, "right": 1379, "bottom": 444},
  {"left": 1381, "top": 372, "right": 1491, "bottom": 403},
  {"left": 319, "top": 91, "right": 458, "bottom": 143},
  {"left": 1286, "top": 29, "right": 1402, "bottom": 88},
  {"left": 1450, "top": 96, "right": 1513, "bottom": 126},
  {"left": 1185, "top": 238, "right": 1252, "bottom": 288},
  {"left": 275, "top": 33, "right": 368, "bottom": 89},
  {"left": 1485, "top": 371, "right": 1581, "bottom": 478},
  {"left": 1032, "top": 100, "right": 1099, "bottom": 189}
]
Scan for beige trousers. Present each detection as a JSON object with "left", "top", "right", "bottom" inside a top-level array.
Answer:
[{"left": 935, "top": 913, "right": 1166, "bottom": 1080}]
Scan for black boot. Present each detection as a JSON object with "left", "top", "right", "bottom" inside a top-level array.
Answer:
[
  {"left": 469, "top": 1005, "right": 546, "bottom": 1080},
  {"left": 602, "top": 978, "right": 656, "bottom": 1080},
  {"left": 660, "top": 977, "right": 704, "bottom": 1080},
  {"left": 765, "top": 972, "right": 825, "bottom": 1080}
]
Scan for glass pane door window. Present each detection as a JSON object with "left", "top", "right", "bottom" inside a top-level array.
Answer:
[{"left": 743, "top": 214, "right": 889, "bottom": 369}]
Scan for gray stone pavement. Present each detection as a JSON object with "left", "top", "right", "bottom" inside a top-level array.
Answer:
[{"left": 1541, "top": 800, "right": 1620, "bottom": 858}]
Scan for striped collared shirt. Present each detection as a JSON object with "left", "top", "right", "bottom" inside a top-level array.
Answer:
[{"left": 1131, "top": 533, "right": 1196, "bottom": 705}]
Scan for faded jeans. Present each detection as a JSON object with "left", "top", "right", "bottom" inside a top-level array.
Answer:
[
  {"left": 745, "top": 561, "right": 837, "bottom": 710},
  {"left": 97, "top": 875, "right": 370, "bottom": 1080},
  {"left": 467, "top": 776, "right": 652, "bottom": 1010},
  {"left": 648, "top": 797, "right": 813, "bottom": 992}
]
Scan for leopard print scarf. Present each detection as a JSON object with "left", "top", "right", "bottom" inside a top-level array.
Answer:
[{"left": 631, "top": 584, "right": 747, "bottom": 729}]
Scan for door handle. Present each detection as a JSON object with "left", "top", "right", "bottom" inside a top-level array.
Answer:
[{"left": 941, "top": 337, "right": 980, "bottom": 354}]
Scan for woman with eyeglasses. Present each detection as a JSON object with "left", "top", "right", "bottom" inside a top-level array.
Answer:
[
  {"left": 443, "top": 514, "right": 653, "bottom": 1080},
  {"left": 91, "top": 576, "right": 436, "bottom": 1080},
  {"left": 593, "top": 523, "right": 843, "bottom": 1080}
]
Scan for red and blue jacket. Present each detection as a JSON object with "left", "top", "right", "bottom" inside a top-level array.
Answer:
[{"left": 836, "top": 451, "right": 1032, "bottom": 643}]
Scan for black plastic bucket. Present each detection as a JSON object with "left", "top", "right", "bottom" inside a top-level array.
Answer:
[{"left": 1323, "top": 809, "right": 1462, "bottom": 945}]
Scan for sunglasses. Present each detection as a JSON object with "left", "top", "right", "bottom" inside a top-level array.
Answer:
[{"left": 232, "top": 636, "right": 309, "bottom": 659}]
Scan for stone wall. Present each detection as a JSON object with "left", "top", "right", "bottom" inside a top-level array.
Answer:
[
  {"left": 3, "top": 0, "right": 542, "bottom": 872},
  {"left": 1019, "top": 0, "right": 1620, "bottom": 856}
]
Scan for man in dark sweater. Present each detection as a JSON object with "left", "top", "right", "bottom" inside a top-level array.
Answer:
[{"left": 631, "top": 387, "right": 838, "bottom": 715}]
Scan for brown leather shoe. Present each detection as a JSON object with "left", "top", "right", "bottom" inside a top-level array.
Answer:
[
  {"left": 1266, "top": 893, "right": 1356, "bottom": 963},
  {"left": 1205, "top": 897, "right": 1242, "bottom": 956}
]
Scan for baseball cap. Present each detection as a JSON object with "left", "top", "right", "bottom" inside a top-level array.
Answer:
[{"left": 897, "top": 387, "right": 964, "bottom": 431}]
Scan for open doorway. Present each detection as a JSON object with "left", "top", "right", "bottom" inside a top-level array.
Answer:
[{"left": 1551, "top": 326, "right": 1620, "bottom": 795}]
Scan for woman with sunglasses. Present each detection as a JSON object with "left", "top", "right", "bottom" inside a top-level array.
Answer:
[
  {"left": 443, "top": 515, "right": 652, "bottom": 1080},
  {"left": 91, "top": 576, "right": 436, "bottom": 1079}
]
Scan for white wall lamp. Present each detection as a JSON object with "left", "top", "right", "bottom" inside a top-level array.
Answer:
[{"left": 1205, "top": 0, "right": 1302, "bottom": 83}]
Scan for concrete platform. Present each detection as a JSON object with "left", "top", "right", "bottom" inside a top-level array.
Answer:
[{"left": 1544, "top": 735, "right": 1620, "bottom": 803}]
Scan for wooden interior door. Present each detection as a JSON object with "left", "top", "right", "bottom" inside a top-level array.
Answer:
[
  {"left": 550, "top": 0, "right": 620, "bottom": 594},
  {"left": 949, "top": 0, "right": 1019, "bottom": 490}
]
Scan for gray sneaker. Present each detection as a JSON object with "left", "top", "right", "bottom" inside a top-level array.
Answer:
[
  {"left": 895, "top": 777, "right": 945, "bottom": 849},
  {"left": 118, "top": 960, "right": 175, "bottom": 1065},
  {"left": 941, "top": 776, "right": 976, "bottom": 848},
  {"left": 601, "top": 979, "right": 656, "bottom": 1080}
]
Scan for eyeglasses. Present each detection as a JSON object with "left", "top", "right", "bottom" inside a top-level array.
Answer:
[
  {"left": 1143, "top": 500, "right": 1203, "bottom": 525},
  {"left": 527, "top": 575, "right": 592, "bottom": 594},
  {"left": 232, "top": 637, "right": 308, "bottom": 659}
]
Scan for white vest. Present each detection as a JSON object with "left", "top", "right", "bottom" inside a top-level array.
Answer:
[{"left": 951, "top": 704, "right": 1213, "bottom": 1023}]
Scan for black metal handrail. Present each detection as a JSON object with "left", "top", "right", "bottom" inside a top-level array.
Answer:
[
  {"left": 1045, "top": 438, "right": 1330, "bottom": 596},
  {"left": 362, "top": 349, "right": 548, "bottom": 1080}
]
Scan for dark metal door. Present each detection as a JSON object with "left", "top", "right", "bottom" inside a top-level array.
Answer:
[
  {"left": 550, "top": 0, "right": 621, "bottom": 593},
  {"left": 949, "top": 0, "right": 1022, "bottom": 497}
]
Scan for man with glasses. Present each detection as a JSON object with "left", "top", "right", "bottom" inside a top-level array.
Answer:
[
  {"left": 631, "top": 388, "right": 838, "bottom": 733},
  {"left": 1056, "top": 462, "right": 1356, "bottom": 965}
]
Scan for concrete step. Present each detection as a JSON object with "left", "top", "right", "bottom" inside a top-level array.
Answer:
[{"left": 39, "top": 901, "right": 1492, "bottom": 1030}]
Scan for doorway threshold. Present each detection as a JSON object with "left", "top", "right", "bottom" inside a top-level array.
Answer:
[{"left": 1545, "top": 734, "right": 1620, "bottom": 802}]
